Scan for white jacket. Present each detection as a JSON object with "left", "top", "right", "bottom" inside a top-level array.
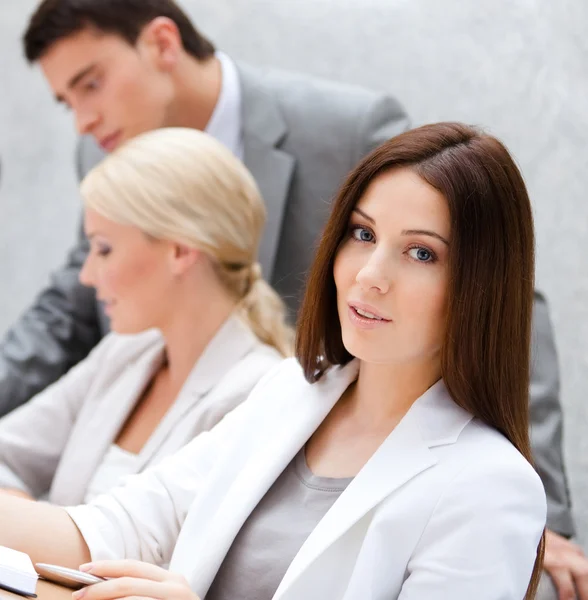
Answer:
[
  {"left": 68, "top": 358, "right": 546, "bottom": 600},
  {"left": 0, "top": 316, "right": 281, "bottom": 505}
]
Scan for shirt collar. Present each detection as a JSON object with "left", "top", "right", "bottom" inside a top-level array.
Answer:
[
  {"left": 204, "top": 51, "right": 244, "bottom": 160},
  {"left": 180, "top": 314, "right": 263, "bottom": 395}
]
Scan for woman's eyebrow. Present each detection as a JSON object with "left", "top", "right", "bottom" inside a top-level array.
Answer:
[
  {"left": 353, "top": 208, "right": 449, "bottom": 245},
  {"left": 352, "top": 207, "right": 375, "bottom": 223},
  {"left": 402, "top": 229, "right": 449, "bottom": 246}
]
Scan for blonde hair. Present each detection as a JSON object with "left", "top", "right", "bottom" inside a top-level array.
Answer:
[{"left": 80, "top": 128, "right": 293, "bottom": 356}]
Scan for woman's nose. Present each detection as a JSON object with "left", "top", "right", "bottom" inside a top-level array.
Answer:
[
  {"left": 78, "top": 255, "right": 95, "bottom": 288},
  {"left": 355, "top": 254, "right": 392, "bottom": 294}
]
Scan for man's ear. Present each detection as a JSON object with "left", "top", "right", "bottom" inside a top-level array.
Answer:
[
  {"left": 169, "top": 243, "right": 201, "bottom": 276},
  {"left": 139, "top": 17, "right": 183, "bottom": 71}
]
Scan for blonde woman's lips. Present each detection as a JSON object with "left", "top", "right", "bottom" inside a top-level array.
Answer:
[{"left": 99, "top": 131, "right": 122, "bottom": 152}]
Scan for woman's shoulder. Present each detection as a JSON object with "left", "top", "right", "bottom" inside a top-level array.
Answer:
[
  {"left": 400, "top": 417, "right": 546, "bottom": 599},
  {"left": 243, "top": 356, "right": 304, "bottom": 393},
  {"left": 245, "top": 355, "right": 304, "bottom": 379},
  {"left": 247, "top": 339, "right": 286, "bottom": 366},
  {"left": 209, "top": 344, "right": 286, "bottom": 399},
  {"left": 445, "top": 417, "right": 546, "bottom": 506},
  {"left": 231, "top": 358, "right": 359, "bottom": 428},
  {"left": 246, "top": 356, "right": 352, "bottom": 389},
  {"left": 224, "top": 357, "right": 309, "bottom": 417},
  {"left": 423, "top": 384, "right": 544, "bottom": 492}
]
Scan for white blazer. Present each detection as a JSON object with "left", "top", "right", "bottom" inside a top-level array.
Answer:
[
  {"left": 67, "top": 358, "right": 546, "bottom": 600},
  {"left": 0, "top": 315, "right": 281, "bottom": 505}
]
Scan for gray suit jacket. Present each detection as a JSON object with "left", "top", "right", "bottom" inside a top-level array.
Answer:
[{"left": 0, "top": 63, "right": 573, "bottom": 535}]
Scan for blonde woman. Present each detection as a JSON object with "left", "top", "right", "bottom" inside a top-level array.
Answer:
[{"left": 0, "top": 128, "right": 290, "bottom": 505}]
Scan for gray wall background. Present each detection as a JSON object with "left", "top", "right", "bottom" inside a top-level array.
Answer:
[{"left": 1, "top": 0, "right": 587, "bottom": 541}]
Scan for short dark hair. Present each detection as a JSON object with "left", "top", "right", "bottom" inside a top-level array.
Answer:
[
  {"left": 296, "top": 121, "right": 543, "bottom": 600},
  {"left": 23, "top": 0, "right": 215, "bottom": 63}
]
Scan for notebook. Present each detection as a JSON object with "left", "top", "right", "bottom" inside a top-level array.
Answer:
[{"left": 0, "top": 546, "right": 38, "bottom": 597}]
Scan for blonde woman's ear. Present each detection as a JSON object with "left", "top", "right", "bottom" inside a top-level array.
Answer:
[{"left": 169, "top": 243, "right": 201, "bottom": 276}]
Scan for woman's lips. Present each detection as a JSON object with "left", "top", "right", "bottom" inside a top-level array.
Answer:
[
  {"left": 99, "top": 131, "right": 122, "bottom": 152},
  {"left": 348, "top": 304, "right": 392, "bottom": 330}
]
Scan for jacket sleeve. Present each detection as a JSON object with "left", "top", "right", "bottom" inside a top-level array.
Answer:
[
  {"left": 529, "top": 290, "right": 574, "bottom": 536},
  {"left": 0, "top": 222, "right": 103, "bottom": 418},
  {"left": 398, "top": 458, "right": 546, "bottom": 599},
  {"left": 0, "top": 136, "right": 106, "bottom": 418},
  {"left": 0, "top": 335, "right": 114, "bottom": 497}
]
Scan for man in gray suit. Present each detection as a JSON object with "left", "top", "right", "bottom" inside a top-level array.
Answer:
[{"left": 5, "top": 0, "right": 585, "bottom": 594}]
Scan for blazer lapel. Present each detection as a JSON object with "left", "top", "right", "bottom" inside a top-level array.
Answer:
[
  {"left": 238, "top": 64, "right": 295, "bottom": 280},
  {"left": 52, "top": 336, "right": 166, "bottom": 505},
  {"left": 274, "top": 380, "right": 473, "bottom": 599},
  {"left": 133, "top": 316, "right": 259, "bottom": 471},
  {"left": 176, "top": 361, "right": 360, "bottom": 592}
]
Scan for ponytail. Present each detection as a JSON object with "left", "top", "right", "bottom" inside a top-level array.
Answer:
[{"left": 217, "top": 261, "right": 293, "bottom": 357}]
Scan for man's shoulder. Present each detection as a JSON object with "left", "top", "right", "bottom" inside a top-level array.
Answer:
[{"left": 237, "top": 60, "right": 395, "bottom": 119}]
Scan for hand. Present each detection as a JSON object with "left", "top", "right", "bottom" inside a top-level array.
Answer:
[
  {"left": 72, "top": 560, "right": 200, "bottom": 600},
  {"left": 0, "top": 488, "right": 34, "bottom": 500},
  {"left": 544, "top": 529, "right": 588, "bottom": 600}
]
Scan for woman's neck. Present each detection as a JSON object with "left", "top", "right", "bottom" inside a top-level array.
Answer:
[
  {"left": 158, "top": 289, "right": 238, "bottom": 392},
  {"left": 347, "top": 359, "right": 442, "bottom": 427}
]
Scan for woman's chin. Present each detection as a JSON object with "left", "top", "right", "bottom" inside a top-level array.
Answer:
[
  {"left": 341, "top": 336, "right": 400, "bottom": 366},
  {"left": 341, "top": 333, "right": 382, "bottom": 364}
]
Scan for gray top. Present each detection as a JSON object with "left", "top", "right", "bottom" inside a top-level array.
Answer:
[{"left": 205, "top": 448, "right": 353, "bottom": 600}]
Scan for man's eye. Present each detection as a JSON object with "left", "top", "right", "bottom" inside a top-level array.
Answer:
[{"left": 351, "top": 227, "right": 374, "bottom": 243}]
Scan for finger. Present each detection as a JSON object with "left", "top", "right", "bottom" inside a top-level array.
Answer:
[
  {"left": 576, "top": 578, "right": 588, "bottom": 600},
  {"left": 549, "top": 568, "right": 577, "bottom": 600},
  {"left": 568, "top": 555, "right": 588, "bottom": 600},
  {"left": 74, "top": 577, "right": 171, "bottom": 600},
  {"left": 80, "top": 560, "right": 171, "bottom": 583},
  {"left": 567, "top": 541, "right": 587, "bottom": 557}
]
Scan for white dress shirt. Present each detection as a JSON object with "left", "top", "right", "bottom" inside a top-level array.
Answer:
[
  {"left": 205, "top": 52, "right": 244, "bottom": 160},
  {"left": 85, "top": 445, "right": 140, "bottom": 503}
]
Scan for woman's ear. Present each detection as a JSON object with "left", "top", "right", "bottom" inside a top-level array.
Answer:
[
  {"left": 139, "top": 17, "right": 183, "bottom": 72},
  {"left": 169, "top": 242, "right": 201, "bottom": 277}
]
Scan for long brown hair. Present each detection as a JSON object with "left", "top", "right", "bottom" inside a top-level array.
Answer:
[{"left": 296, "top": 122, "right": 543, "bottom": 598}]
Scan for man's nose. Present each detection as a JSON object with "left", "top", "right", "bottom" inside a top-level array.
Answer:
[{"left": 75, "top": 106, "right": 101, "bottom": 136}]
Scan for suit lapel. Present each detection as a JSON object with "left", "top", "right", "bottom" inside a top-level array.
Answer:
[
  {"left": 238, "top": 64, "right": 295, "bottom": 280},
  {"left": 274, "top": 411, "right": 435, "bottom": 599},
  {"left": 78, "top": 65, "right": 296, "bottom": 284},
  {"left": 53, "top": 338, "right": 166, "bottom": 505},
  {"left": 274, "top": 380, "right": 473, "bottom": 599},
  {"left": 177, "top": 361, "right": 359, "bottom": 592},
  {"left": 133, "top": 317, "right": 259, "bottom": 471}
]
